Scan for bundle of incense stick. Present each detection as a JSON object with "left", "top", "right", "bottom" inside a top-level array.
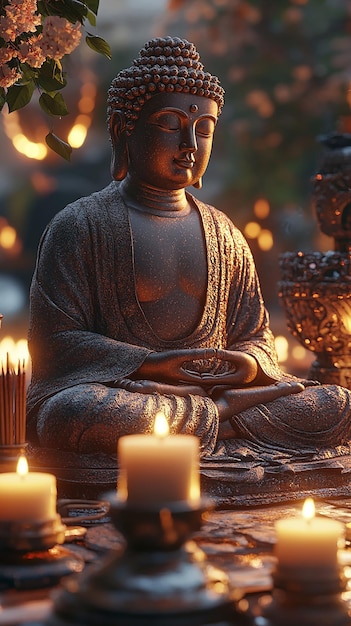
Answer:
[{"left": 0, "top": 355, "right": 26, "bottom": 445}]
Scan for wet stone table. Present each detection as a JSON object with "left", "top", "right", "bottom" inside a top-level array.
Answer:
[{"left": 1, "top": 497, "right": 351, "bottom": 625}]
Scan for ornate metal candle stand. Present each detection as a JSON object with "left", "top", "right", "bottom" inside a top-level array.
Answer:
[
  {"left": 279, "top": 133, "right": 351, "bottom": 388},
  {"left": 45, "top": 495, "right": 240, "bottom": 625},
  {"left": 0, "top": 515, "right": 84, "bottom": 590},
  {"left": 252, "top": 563, "right": 351, "bottom": 625}
]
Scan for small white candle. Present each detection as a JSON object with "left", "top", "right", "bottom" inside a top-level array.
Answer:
[
  {"left": 0, "top": 456, "right": 57, "bottom": 522},
  {"left": 275, "top": 498, "right": 345, "bottom": 572},
  {"left": 118, "top": 412, "right": 200, "bottom": 506}
]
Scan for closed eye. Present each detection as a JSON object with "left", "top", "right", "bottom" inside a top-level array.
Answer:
[
  {"left": 195, "top": 117, "right": 216, "bottom": 138},
  {"left": 149, "top": 111, "right": 181, "bottom": 131}
]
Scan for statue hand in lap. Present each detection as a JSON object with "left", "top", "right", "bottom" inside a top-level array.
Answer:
[
  {"left": 136, "top": 347, "right": 218, "bottom": 384},
  {"left": 136, "top": 348, "right": 257, "bottom": 386},
  {"left": 119, "top": 349, "right": 304, "bottom": 431},
  {"left": 200, "top": 349, "right": 258, "bottom": 387}
]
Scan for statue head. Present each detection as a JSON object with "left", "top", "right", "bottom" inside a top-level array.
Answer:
[{"left": 107, "top": 36, "right": 224, "bottom": 186}]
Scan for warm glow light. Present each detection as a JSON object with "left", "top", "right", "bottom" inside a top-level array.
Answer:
[
  {"left": 81, "top": 79, "right": 96, "bottom": 97},
  {"left": 0, "top": 337, "right": 30, "bottom": 368},
  {"left": 254, "top": 198, "right": 270, "bottom": 219},
  {"left": 15, "top": 339, "right": 30, "bottom": 364},
  {"left": 79, "top": 83, "right": 97, "bottom": 113},
  {"left": 258, "top": 229, "right": 274, "bottom": 251},
  {"left": 246, "top": 89, "right": 267, "bottom": 107},
  {"left": 258, "top": 101, "right": 275, "bottom": 117},
  {"left": 275, "top": 335, "right": 289, "bottom": 362},
  {"left": 189, "top": 477, "right": 200, "bottom": 502},
  {"left": 0, "top": 225, "right": 16, "bottom": 249},
  {"left": 0, "top": 336, "right": 16, "bottom": 361},
  {"left": 3, "top": 74, "right": 96, "bottom": 160},
  {"left": 244, "top": 221, "right": 261, "bottom": 239},
  {"left": 68, "top": 120, "right": 89, "bottom": 148},
  {"left": 292, "top": 345, "right": 307, "bottom": 360},
  {"left": 17, "top": 455, "right": 28, "bottom": 477},
  {"left": 302, "top": 497, "right": 315, "bottom": 521},
  {"left": 3, "top": 112, "right": 47, "bottom": 160},
  {"left": 342, "top": 313, "right": 351, "bottom": 334},
  {"left": 154, "top": 411, "right": 169, "bottom": 438},
  {"left": 292, "top": 65, "right": 312, "bottom": 81},
  {"left": 13, "top": 134, "right": 47, "bottom": 160}
]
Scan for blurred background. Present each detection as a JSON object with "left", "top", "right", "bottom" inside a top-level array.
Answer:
[{"left": 1, "top": 0, "right": 351, "bottom": 376}]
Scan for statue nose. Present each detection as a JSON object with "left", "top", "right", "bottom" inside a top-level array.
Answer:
[{"left": 179, "top": 141, "right": 196, "bottom": 151}]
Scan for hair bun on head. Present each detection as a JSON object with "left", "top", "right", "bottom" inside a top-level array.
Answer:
[{"left": 107, "top": 36, "right": 224, "bottom": 134}]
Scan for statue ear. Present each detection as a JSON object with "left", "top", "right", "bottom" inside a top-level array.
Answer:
[
  {"left": 109, "top": 111, "right": 128, "bottom": 181},
  {"left": 193, "top": 177, "right": 203, "bottom": 189}
]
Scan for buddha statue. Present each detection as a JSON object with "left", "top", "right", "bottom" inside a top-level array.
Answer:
[{"left": 26, "top": 37, "right": 351, "bottom": 502}]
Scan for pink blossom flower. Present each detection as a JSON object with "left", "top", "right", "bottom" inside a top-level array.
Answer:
[
  {"left": 0, "top": 47, "right": 17, "bottom": 65},
  {"left": 18, "top": 35, "right": 46, "bottom": 68},
  {"left": 0, "top": 62, "right": 21, "bottom": 88},
  {"left": 0, "top": 0, "right": 41, "bottom": 42},
  {"left": 40, "top": 16, "right": 82, "bottom": 61}
]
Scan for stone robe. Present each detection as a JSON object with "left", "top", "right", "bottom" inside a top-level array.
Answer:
[{"left": 27, "top": 182, "right": 351, "bottom": 502}]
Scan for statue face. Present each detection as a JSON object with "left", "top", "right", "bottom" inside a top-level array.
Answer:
[{"left": 125, "top": 92, "right": 218, "bottom": 190}]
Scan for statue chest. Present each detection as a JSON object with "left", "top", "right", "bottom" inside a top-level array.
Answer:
[{"left": 128, "top": 208, "right": 208, "bottom": 339}]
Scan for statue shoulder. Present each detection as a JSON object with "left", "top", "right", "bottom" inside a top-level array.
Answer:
[
  {"left": 46, "top": 182, "right": 122, "bottom": 231},
  {"left": 39, "top": 182, "right": 124, "bottom": 253}
]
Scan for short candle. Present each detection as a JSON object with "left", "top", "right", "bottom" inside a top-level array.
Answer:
[
  {"left": 0, "top": 456, "right": 57, "bottom": 522},
  {"left": 118, "top": 412, "right": 200, "bottom": 506},
  {"left": 275, "top": 498, "right": 345, "bottom": 573}
]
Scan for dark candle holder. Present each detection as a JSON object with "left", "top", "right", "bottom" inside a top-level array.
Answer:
[
  {"left": 0, "top": 514, "right": 66, "bottom": 553},
  {"left": 0, "top": 515, "right": 84, "bottom": 590},
  {"left": 252, "top": 563, "right": 351, "bottom": 626},
  {"left": 45, "top": 495, "right": 241, "bottom": 625}
]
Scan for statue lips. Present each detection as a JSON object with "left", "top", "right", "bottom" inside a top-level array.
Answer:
[
  {"left": 174, "top": 159, "right": 195, "bottom": 168},
  {"left": 174, "top": 154, "right": 196, "bottom": 168}
]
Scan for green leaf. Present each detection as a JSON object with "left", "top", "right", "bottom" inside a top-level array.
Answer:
[
  {"left": 86, "top": 7, "right": 96, "bottom": 27},
  {"left": 37, "top": 60, "right": 66, "bottom": 91},
  {"left": 85, "top": 0, "right": 99, "bottom": 14},
  {"left": 38, "top": 0, "right": 88, "bottom": 23},
  {"left": 54, "top": 59, "right": 63, "bottom": 76},
  {"left": 0, "top": 88, "right": 6, "bottom": 112},
  {"left": 84, "top": 0, "right": 99, "bottom": 24},
  {"left": 6, "top": 81, "right": 35, "bottom": 112},
  {"left": 86, "top": 34, "right": 112, "bottom": 60},
  {"left": 20, "top": 64, "right": 38, "bottom": 82},
  {"left": 45, "top": 132, "right": 72, "bottom": 160},
  {"left": 39, "top": 92, "right": 69, "bottom": 116}
]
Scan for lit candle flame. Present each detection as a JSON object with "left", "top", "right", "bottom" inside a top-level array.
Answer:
[
  {"left": 0, "top": 337, "right": 30, "bottom": 369},
  {"left": 302, "top": 497, "right": 315, "bottom": 522},
  {"left": 16, "top": 455, "right": 28, "bottom": 477},
  {"left": 154, "top": 411, "right": 169, "bottom": 438}
]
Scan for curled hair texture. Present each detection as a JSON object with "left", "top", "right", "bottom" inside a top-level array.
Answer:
[{"left": 107, "top": 36, "right": 225, "bottom": 134}]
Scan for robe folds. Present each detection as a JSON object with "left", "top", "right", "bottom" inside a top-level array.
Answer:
[{"left": 27, "top": 181, "right": 351, "bottom": 477}]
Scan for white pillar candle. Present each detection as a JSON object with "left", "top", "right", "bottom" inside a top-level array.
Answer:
[
  {"left": 0, "top": 456, "right": 57, "bottom": 522},
  {"left": 275, "top": 498, "right": 344, "bottom": 572},
  {"left": 118, "top": 412, "right": 200, "bottom": 507}
]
